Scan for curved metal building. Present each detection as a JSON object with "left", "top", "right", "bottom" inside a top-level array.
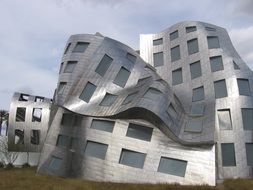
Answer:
[{"left": 8, "top": 21, "right": 253, "bottom": 185}]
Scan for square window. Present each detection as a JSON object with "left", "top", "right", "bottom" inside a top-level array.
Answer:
[
  {"left": 64, "top": 43, "right": 71, "bottom": 54},
  {"left": 221, "top": 143, "right": 236, "bottom": 166},
  {"left": 187, "top": 38, "right": 199, "bottom": 55},
  {"left": 72, "top": 42, "right": 89, "bottom": 53},
  {"left": 61, "top": 113, "right": 74, "bottom": 127},
  {"left": 126, "top": 53, "right": 137, "bottom": 64},
  {"left": 122, "top": 92, "right": 138, "bottom": 105},
  {"left": 172, "top": 68, "right": 183, "bottom": 85},
  {"left": 190, "top": 61, "right": 202, "bottom": 79},
  {"left": 192, "top": 86, "right": 204, "bottom": 102},
  {"left": 14, "top": 129, "right": 24, "bottom": 145},
  {"left": 153, "top": 52, "right": 164, "bottom": 67},
  {"left": 214, "top": 79, "right": 227, "bottom": 99},
  {"left": 233, "top": 61, "right": 240, "bottom": 70},
  {"left": 113, "top": 67, "right": 131, "bottom": 87},
  {"left": 119, "top": 149, "right": 146, "bottom": 169},
  {"left": 95, "top": 54, "right": 113, "bottom": 77},
  {"left": 32, "top": 108, "right": 42, "bottom": 122},
  {"left": 185, "top": 120, "right": 202, "bottom": 132},
  {"left": 99, "top": 93, "right": 118, "bottom": 106},
  {"left": 58, "top": 82, "right": 67, "bottom": 95},
  {"left": 49, "top": 156, "right": 62, "bottom": 171},
  {"left": 245, "top": 143, "right": 253, "bottom": 166},
  {"left": 186, "top": 26, "right": 197, "bottom": 33},
  {"left": 16, "top": 107, "right": 26, "bottom": 122},
  {"left": 90, "top": 119, "right": 115, "bottom": 133},
  {"left": 79, "top": 82, "right": 97, "bottom": 103},
  {"left": 190, "top": 104, "right": 204, "bottom": 116},
  {"left": 207, "top": 36, "right": 220, "bottom": 49},
  {"left": 158, "top": 157, "right": 187, "bottom": 177},
  {"left": 64, "top": 61, "right": 77, "bottom": 73},
  {"left": 210, "top": 56, "right": 223, "bottom": 72},
  {"left": 126, "top": 123, "right": 153, "bottom": 141},
  {"left": 35, "top": 96, "right": 44, "bottom": 102},
  {"left": 84, "top": 141, "right": 108, "bottom": 160},
  {"left": 237, "top": 79, "right": 251, "bottom": 96},
  {"left": 170, "top": 30, "right": 178, "bottom": 41},
  {"left": 171, "top": 45, "right": 181, "bottom": 62},
  {"left": 31, "top": 130, "right": 40, "bottom": 145},
  {"left": 153, "top": 38, "right": 163, "bottom": 46},
  {"left": 218, "top": 109, "right": 232, "bottom": 130},
  {"left": 56, "top": 135, "right": 69, "bottom": 148},
  {"left": 241, "top": 108, "right": 253, "bottom": 130}
]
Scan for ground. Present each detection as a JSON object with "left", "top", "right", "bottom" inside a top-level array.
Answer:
[{"left": 0, "top": 167, "right": 253, "bottom": 190}]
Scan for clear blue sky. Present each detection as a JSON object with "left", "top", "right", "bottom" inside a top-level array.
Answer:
[{"left": 0, "top": 0, "right": 253, "bottom": 110}]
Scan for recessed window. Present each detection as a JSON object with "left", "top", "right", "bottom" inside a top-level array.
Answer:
[
  {"left": 170, "top": 30, "right": 178, "bottom": 41},
  {"left": 237, "top": 79, "right": 251, "bottom": 96},
  {"left": 119, "top": 149, "right": 146, "bottom": 169},
  {"left": 158, "top": 157, "right": 187, "bottom": 177},
  {"left": 167, "top": 104, "right": 177, "bottom": 120},
  {"left": 122, "top": 92, "right": 138, "bottom": 105},
  {"left": 126, "top": 123, "right": 153, "bottom": 141},
  {"left": 187, "top": 38, "right": 199, "bottom": 55},
  {"left": 153, "top": 52, "right": 164, "bottom": 67},
  {"left": 72, "top": 42, "right": 89, "bottom": 53},
  {"left": 172, "top": 68, "right": 183, "bottom": 85},
  {"left": 221, "top": 143, "right": 236, "bottom": 166},
  {"left": 14, "top": 129, "right": 24, "bottom": 145},
  {"left": 100, "top": 93, "right": 118, "bottom": 106},
  {"left": 58, "top": 82, "right": 67, "bottom": 95},
  {"left": 61, "top": 113, "right": 74, "bottom": 127},
  {"left": 185, "top": 120, "right": 202, "bottom": 132},
  {"left": 190, "top": 104, "right": 204, "bottom": 116},
  {"left": 190, "top": 61, "right": 202, "bottom": 79},
  {"left": 241, "top": 108, "right": 253, "bottom": 130},
  {"left": 143, "top": 88, "right": 162, "bottom": 100},
  {"left": 210, "top": 56, "right": 223, "bottom": 72},
  {"left": 90, "top": 119, "right": 115, "bottom": 133},
  {"left": 186, "top": 26, "right": 196, "bottom": 33},
  {"left": 214, "top": 79, "right": 227, "bottom": 99},
  {"left": 64, "top": 43, "right": 71, "bottom": 54},
  {"left": 126, "top": 53, "right": 137, "bottom": 64},
  {"left": 153, "top": 38, "right": 163, "bottom": 46},
  {"left": 19, "top": 94, "right": 29, "bottom": 101},
  {"left": 205, "top": 27, "right": 216, "bottom": 31},
  {"left": 113, "top": 67, "right": 131, "bottom": 87},
  {"left": 56, "top": 135, "right": 69, "bottom": 148},
  {"left": 218, "top": 109, "right": 232, "bottom": 130},
  {"left": 59, "top": 62, "right": 64, "bottom": 73},
  {"left": 16, "top": 107, "right": 26, "bottom": 122},
  {"left": 64, "top": 61, "right": 77, "bottom": 73},
  {"left": 233, "top": 61, "right": 240, "bottom": 70},
  {"left": 35, "top": 96, "right": 44, "bottom": 102},
  {"left": 171, "top": 45, "right": 181, "bottom": 62},
  {"left": 49, "top": 156, "right": 62, "bottom": 171},
  {"left": 245, "top": 143, "right": 253, "bottom": 166},
  {"left": 32, "top": 108, "right": 42, "bottom": 122},
  {"left": 79, "top": 82, "right": 97, "bottom": 103},
  {"left": 95, "top": 54, "right": 113, "bottom": 77},
  {"left": 31, "top": 130, "right": 40, "bottom": 145},
  {"left": 207, "top": 36, "right": 220, "bottom": 49},
  {"left": 192, "top": 86, "right": 204, "bottom": 102},
  {"left": 84, "top": 141, "right": 108, "bottom": 160}
]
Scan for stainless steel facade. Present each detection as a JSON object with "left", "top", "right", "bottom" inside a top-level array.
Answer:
[{"left": 8, "top": 21, "right": 253, "bottom": 185}]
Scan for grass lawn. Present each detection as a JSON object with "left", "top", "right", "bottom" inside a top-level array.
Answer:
[{"left": 0, "top": 167, "right": 253, "bottom": 190}]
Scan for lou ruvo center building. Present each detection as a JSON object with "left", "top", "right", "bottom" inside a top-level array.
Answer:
[{"left": 8, "top": 21, "right": 253, "bottom": 185}]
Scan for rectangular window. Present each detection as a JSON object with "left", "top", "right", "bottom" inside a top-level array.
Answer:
[
  {"left": 172, "top": 68, "right": 183, "bottom": 85},
  {"left": 113, "top": 67, "right": 131, "bottom": 87},
  {"left": 237, "top": 79, "right": 251, "bottom": 96},
  {"left": 190, "top": 104, "right": 204, "bottom": 116},
  {"left": 192, "top": 86, "right": 204, "bottom": 102},
  {"left": 170, "top": 30, "right": 178, "bottom": 41},
  {"left": 126, "top": 53, "right": 137, "bottom": 64},
  {"left": 171, "top": 45, "right": 181, "bottom": 62},
  {"left": 99, "top": 93, "right": 118, "bottom": 106},
  {"left": 205, "top": 27, "right": 216, "bottom": 31},
  {"left": 233, "top": 61, "right": 240, "bottom": 70},
  {"left": 119, "top": 149, "right": 146, "bottom": 169},
  {"left": 56, "top": 135, "right": 69, "bottom": 148},
  {"left": 122, "top": 92, "right": 138, "bottom": 105},
  {"left": 241, "top": 108, "right": 253, "bottom": 130},
  {"left": 14, "top": 129, "right": 24, "bottom": 145},
  {"left": 153, "top": 52, "right": 164, "bottom": 67},
  {"left": 90, "top": 119, "right": 115, "bottom": 133},
  {"left": 32, "top": 108, "right": 42, "bottom": 122},
  {"left": 35, "top": 96, "right": 44, "bottom": 102},
  {"left": 19, "top": 94, "right": 29, "bottom": 101},
  {"left": 185, "top": 120, "right": 202, "bottom": 132},
  {"left": 190, "top": 61, "right": 202, "bottom": 79},
  {"left": 61, "top": 113, "right": 74, "bottom": 127},
  {"left": 95, "top": 54, "right": 113, "bottom": 77},
  {"left": 79, "top": 82, "right": 97, "bottom": 103},
  {"left": 72, "top": 42, "right": 89, "bottom": 53},
  {"left": 153, "top": 38, "right": 163, "bottom": 46},
  {"left": 64, "top": 43, "right": 71, "bottom": 54},
  {"left": 31, "top": 130, "right": 40, "bottom": 145},
  {"left": 64, "top": 61, "right": 77, "bottom": 73},
  {"left": 84, "top": 141, "right": 108, "bottom": 160},
  {"left": 186, "top": 26, "right": 197, "bottom": 33},
  {"left": 126, "top": 123, "right": 153, "bottom": 141},
  {"left": 214, "top": 79, "right": 227, "bottom": 99},
  {"left": 207, "top": 36, "right": 220, "bottom": 49},
  {"left": 58, "top": 82, "right": 67, "bottom": 95},
  {"left": 49, "top": 156, "right": 62, "bottom": 171},
  {"left": 246, "top": 143, "right": 253, "bottom": 166},
  {"left": 16, "top": 107, "right": 26, "bottom": 122},
  {"left": 167, "top": 104, "right": 177, "bottom": 120},
  {"left": 143, "top": 88, "right": 162, "bottom": 100},
  {"left": 158, "top": 157, "right": 187, "bottom": 177},
  {"left": 187, "top": 38, "right": 199, "bottom": 55},
  {"left": 221, "top": 143, "right": 236, "bottom": 166},
  {"left": 218, "top": 109, "right": 232, "bottom": 130},
  {"left": 210, "top": 56, "right": 224, "bottom": 72}
]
